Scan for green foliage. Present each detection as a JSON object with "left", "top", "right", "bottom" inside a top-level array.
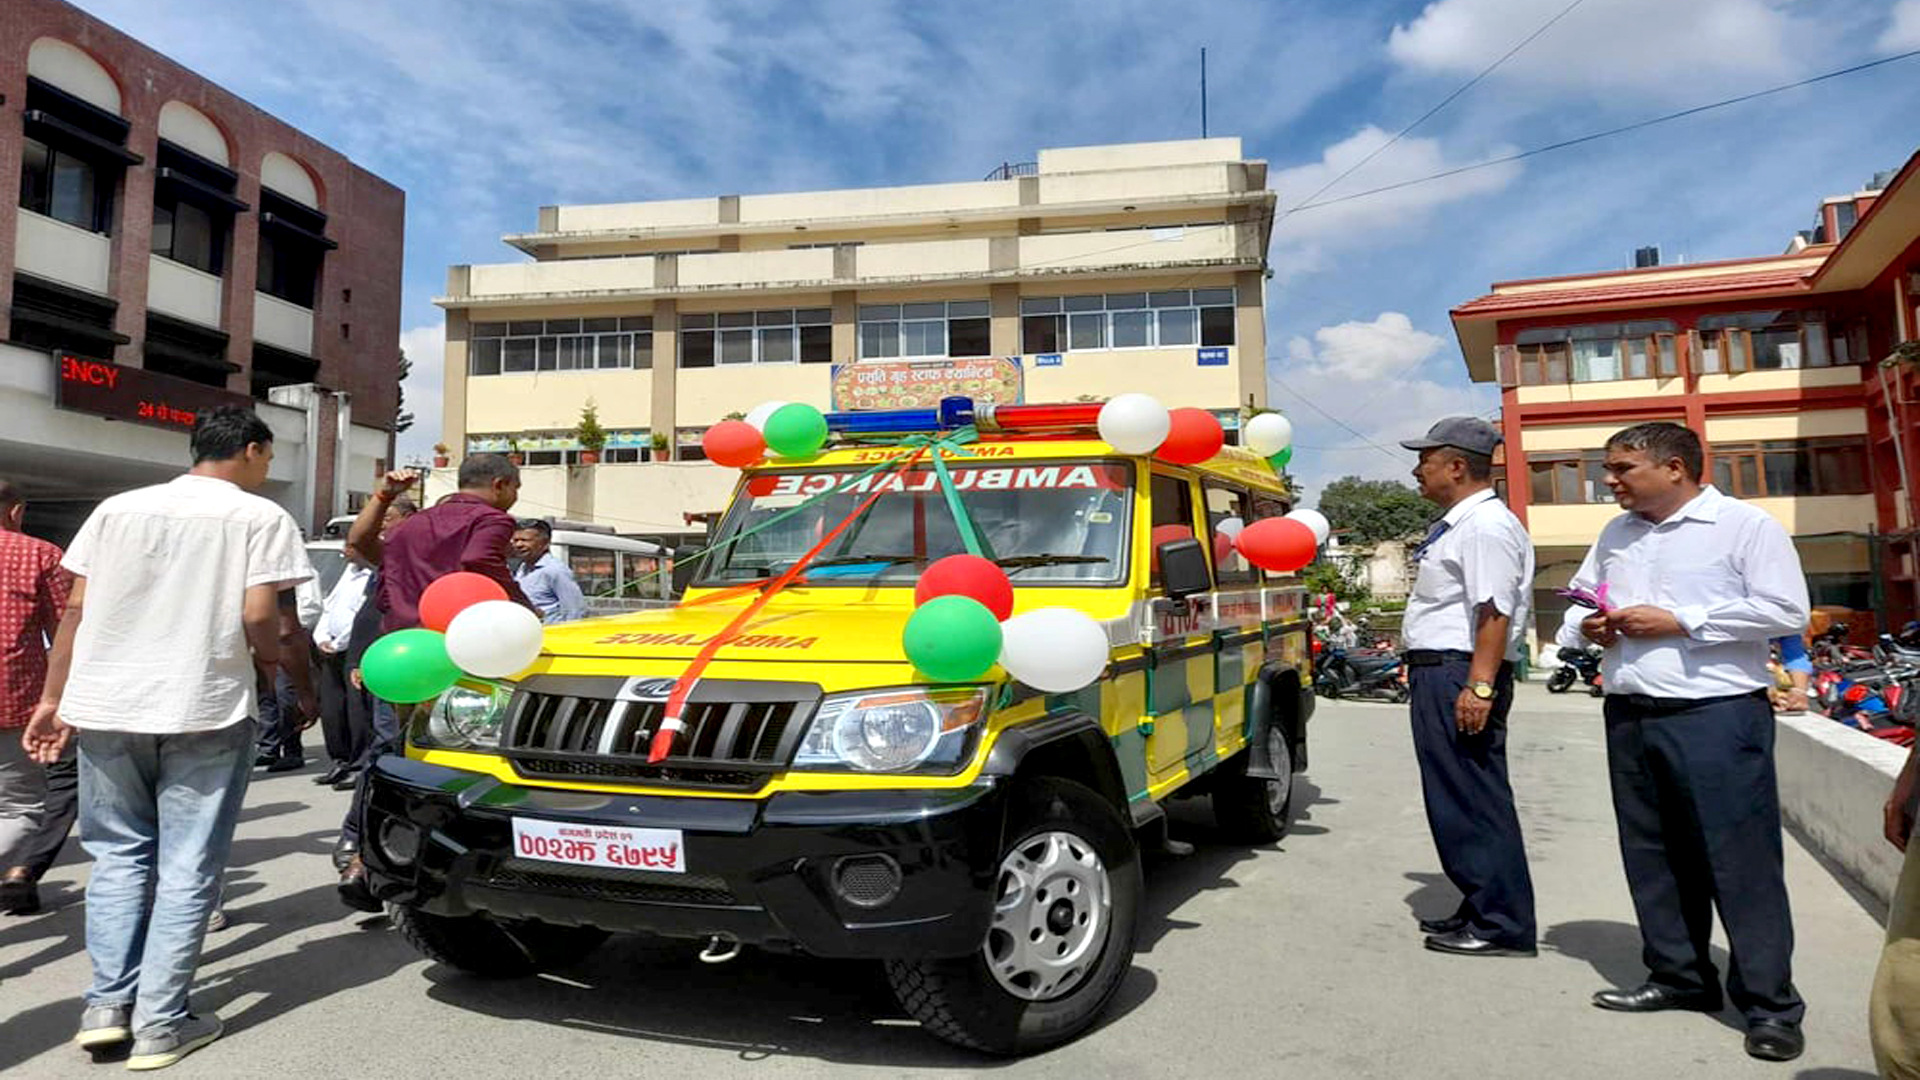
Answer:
[
  {"left": 576, "top": 400, "right": 608, "bottom": 452},
  {"left": 1317, "top": 475, "right": 1433, "bottom": 545},
  {"left": 1301, "top": 559, "right": 1369, "bottom": 606}
]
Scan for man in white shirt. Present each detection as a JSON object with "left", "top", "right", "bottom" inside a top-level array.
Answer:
[
  {"left": 22, "top": 407, "right": 314, "bottom": 1070},
  {"left": 1397, "top": 417, "right": 1538, "bottom": 958},
  {"left": 1556, "top": 421, "right": 1807, "bottom": 1063}
]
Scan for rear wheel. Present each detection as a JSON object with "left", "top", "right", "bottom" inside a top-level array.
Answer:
[
  {"left": 1546, "top": 668, "right": 1574, "bottom": 694},
  {"left": 886, "top": 778, "right": 1140, "bottom": 1056},
  {"left": 1212, "top": 726, "right": 1294, "bottom": 842},
  {"left": 392, "top": 905, "right": 608, "bottom": 977}
]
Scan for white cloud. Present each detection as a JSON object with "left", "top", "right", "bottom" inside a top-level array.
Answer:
[
  {"left": 1883, "top": 0, "right": 1920, "bottom": 49},
  {"left": 1388, "top": 0, "right": 1809, "bottom": 99},
  {"left": 1286, "top": 312, "right": 1445, "bottom": 381},
  {"left": 396, "top": 322, "right": 445, "bottom": 465}
]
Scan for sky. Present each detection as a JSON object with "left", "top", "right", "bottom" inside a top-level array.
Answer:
[{"left": 71, "top": 0, "right": 1920, "bottom": 503}]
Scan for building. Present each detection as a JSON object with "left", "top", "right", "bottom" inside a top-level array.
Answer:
[
  {"left": 1, "top": 0, "right": 405, "bottom": 542},
  {"left": 1451, "top": 150, "right": 1920, "bottom": 649},
  {"left": 435, "top": 138, "right": 1275, "bottom": 535}
]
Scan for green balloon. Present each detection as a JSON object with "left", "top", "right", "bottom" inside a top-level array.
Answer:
[
  {"left": 764, "top": 402, "right": 828, "bottom": 458},
  {"left": 361, "top": 628, "right": 463, "bottom": 704},
  {"left": 903, "top": 595, "right": 1003, "bottom": 682},
  {"left": 1268, "top": 446, "right": 1293, "bottom": 469}
]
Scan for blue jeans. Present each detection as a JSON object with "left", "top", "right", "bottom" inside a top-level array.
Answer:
[{"left": 78, "top": 720, "right": 254, "bottom": 1036}]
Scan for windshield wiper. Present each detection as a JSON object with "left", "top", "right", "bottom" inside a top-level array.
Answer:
[
  {"left": 803, "top": 554, "right": 925, "bottom": 570},
  {"left": 994, "top": 554, "right": 1110, "bottom": 573}
]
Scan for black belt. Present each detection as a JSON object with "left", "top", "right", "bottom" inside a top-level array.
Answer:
[
  {"left": 1610, "top": 688, "right": 1768, "bottom": 712},
  {"left": 1404, "top": 649, "right": 1474, "bottom": 666}
]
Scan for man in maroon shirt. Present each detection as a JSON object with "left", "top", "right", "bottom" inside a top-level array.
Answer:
[
  {"left": 0, "top": 478, "right": 73, "bottom": 914},
  {"left": 335, "top": 453, "right": 535, "bottom": 908}
]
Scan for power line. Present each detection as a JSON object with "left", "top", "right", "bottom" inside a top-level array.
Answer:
[
  {"left": 1290, "top": 48, "right": 1920, "bottom": 213},
  {"left": 1282, "top": 0, "right": 1586, "bottom": 218}
]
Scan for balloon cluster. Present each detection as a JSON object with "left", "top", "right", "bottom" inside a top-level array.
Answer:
[
  {"left": 703, "top": 401, "right": 830, "bottom": 467},
  {"left": 901, "top": 555, "right": 1110, "bottom": 692},
  {"left": 1230, "top": 507, "right": 1331, "bottom": 574},
  {"left": 1097, "top": 394, "right": 1294, "bottom": 471},
  {"left": 359, "top": 573, "right": 546, "bottom": 703}
]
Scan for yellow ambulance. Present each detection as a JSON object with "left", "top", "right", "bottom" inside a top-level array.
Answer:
[{"left": 361, "top": 401, "right": 1315, "bottom": 1055}]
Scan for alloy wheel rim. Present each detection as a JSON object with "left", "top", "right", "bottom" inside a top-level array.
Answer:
[{"left": 983, "top": 830, "right": 1112, "bottom": 1001}]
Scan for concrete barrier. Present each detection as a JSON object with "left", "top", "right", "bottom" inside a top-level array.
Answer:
[{"left": 1774, "top": 712, "right": 1910, "bottom": 911}]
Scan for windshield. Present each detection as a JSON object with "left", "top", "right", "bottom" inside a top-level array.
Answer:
[
  {"left": 697, "top": 459, "right": 1134, "bottom": 587},
  {"left": 305, "top": 544, "right": 347, "bottom": 594}
]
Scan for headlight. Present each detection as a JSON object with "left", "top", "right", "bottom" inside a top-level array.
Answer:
[
  {"left": 794, "top": 687, "right": 989, "bottom": 774},
  {"left": 414, "top": 681, "right": 514, "bottom": 750}
]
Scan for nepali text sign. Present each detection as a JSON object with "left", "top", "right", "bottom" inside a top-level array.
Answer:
[
  {"left": 54, "top": 354, "right": 252, "bottom": 433},
  {"left": 830, "top": 356, "right": 1022, "bottom": 412}
]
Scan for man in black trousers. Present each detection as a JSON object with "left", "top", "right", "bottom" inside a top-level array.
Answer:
[
  {"left": 1559, "top": 422, "right": 1808, "bottom": 1063},
  {"left": 1398, "top": 418, "right": 1537, "bottom": 957}
]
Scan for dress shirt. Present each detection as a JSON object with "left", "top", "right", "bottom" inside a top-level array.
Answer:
[
  {"left": 0, "top": 531, "right": 72, "bottom": 728},
  {"left": 314, "top": 562, "right": 374, "bottom": 652},
  {"left": 1401, "top": 488, "right": 1533, "bottom": 660},
  {"left": 376, "top": 494, "right": 534, "bottom": 632},
  {"left": 514, "top": 550, "right": 588, "bottom": 623},
  {"left": 1555, "top": 485, "right": 1808, "bottom": 698}
]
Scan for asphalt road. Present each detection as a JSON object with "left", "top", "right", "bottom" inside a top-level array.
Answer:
[{"left": 0, "top": 685, "right": 1891, "bottom": 1078}]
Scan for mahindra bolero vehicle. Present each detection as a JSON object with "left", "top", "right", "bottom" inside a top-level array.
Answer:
[{"left": 360, "top": 403, "right": 1314, "bottom": 1055}]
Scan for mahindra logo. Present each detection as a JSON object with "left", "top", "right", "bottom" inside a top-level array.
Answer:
[{"left": 619, "top": 677, "right": 679, "bottom": 701}]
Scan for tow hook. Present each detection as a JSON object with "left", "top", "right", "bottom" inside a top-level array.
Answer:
[{"left": 698, "top": 934, "right": 742, "bottom": 964}]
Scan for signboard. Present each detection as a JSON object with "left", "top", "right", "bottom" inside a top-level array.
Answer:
[
  {"left": 54, "top": 354, "right": 252, "bottom": 433},
  {"left": 1197, "top": 347, "right": 1229, "bottom": 366},
  {"left": 831, "top": 356, "right": 1022, "bottom": 412},
  {"left": 1035, "top": 352, "right": 1063, "bottom": 368}
]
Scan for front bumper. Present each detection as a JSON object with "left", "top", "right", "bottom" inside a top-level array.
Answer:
[{"left": 358, "top": 755, "right": 1006, "bottom": 960}]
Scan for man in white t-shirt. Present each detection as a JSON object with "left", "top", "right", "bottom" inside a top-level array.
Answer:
[{"left": 23, "top": 406, "right": 314, "bottom": 1071}]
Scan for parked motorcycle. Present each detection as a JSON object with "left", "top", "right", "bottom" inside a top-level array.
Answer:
[
  {"left": 1314, "top": 646, "right": 1408, "bottom": 703},
  {"left": 1547, "top": 645, "right": 1604, "bottom": 696}
]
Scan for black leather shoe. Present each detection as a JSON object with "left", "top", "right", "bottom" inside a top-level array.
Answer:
[
  {"left": 1745, "top": 1021, "right": 1804, "bottom": 1062},
  {"left": 253, "top": 753, "right": 277, "bottom": 767},
  {"left": 337, "top": 858, "right": 382, "bottom": 914},
  {"left": 264, "top": 756, "right": 305, "bottom": 774},
  {"left": 1418, "top": 915, "right": 1468, "bottom": 935},
  {"left": 314, "top": 764, "right": 349, "bottom": 786},
  {"left": 0, "top": 879, "right": 40, "bottom": 915},
  {"left": 331, "top": 772, "right": 362, "bottom": 792},
  {"left": 1423, "top": 928, "right": 1535, "bottom": 957},
  {"left": 1591, "top": 983, "right": 1723, "bottom": 1013},
  {"left": 332, "top": 838, "right": 360, "bottom": 873}
]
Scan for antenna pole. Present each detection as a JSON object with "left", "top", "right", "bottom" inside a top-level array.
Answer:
[{"left": 1200, "top": 47, "right": 1209, "bottom": 137}]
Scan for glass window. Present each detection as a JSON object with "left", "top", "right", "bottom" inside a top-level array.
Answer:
[
  {"left": 1157, "top": 308, "right": 1198, "bottom": 346},
  {"left": 472, "top": 322, "right": 507, "bottom": 338},
  {"left": 948, "top": 300, "right": 989, "bottom": 318},
  {"left": 620, "top": 315, "right": 653, "bottom": 332},
  {"left": 1194, "top": 287, "right": 1234, "bottom": 307},
  {"left": 719, "top": 328, "right": 754, "bottom": 364},
  {"left": 1106, "top": 292, "right": 1147, "bottom": 310},
  {"left": 718, "top": 311, "right": 754, "bottom": 329},
  {"left": 861, "top": 321, "right": 900, "bottom": 359},
  {"left": 509, "top": 320, "right": 545, "bottom": 336},
  {"left": 1526, "top": 451, "right": 1612, "bottom": 504},
  {"left": 1111, "top": 310, "right": 1152, "bottom": 348},
  {"left": 1200, "top": 305, "right": 1235, "bottom": 347},
  {"left": 1020, "top": 297, "right": 1061, "bottom": 314},
  {"left": 469, "top": 338, "right": 502, "bottom": 376},
  {"left": 582, "top": 317, "right": 618, "bottom": 333},
  {"left": 800, "top": 323, "right": 833, "bottom": 363},
  {"left": 1711, "top": 438, "right": 1872, "bottom": 497},
  {"left": 902, "top": 318, "right": 945, "bottom": 357},
  {"left": 1022, "top": 314, "right": 1062, "bottom": 354},
  {"left": 680, "top": 330, "right": 715, "bottom": 368},
  {"left": 1150, "top": 290, "right": 1192, "bottom": 308},
  {"left": 257, "top": 230, "right": 320, "bottom": 307},
  {"left": 546, "top": 317, "right": 581, "bottom": 334},
  {"left": 503, "top": 338, "right": 536, "bottom": 373},
  {"left": 949, "top": 316, "right": 990, "bottom": 357},
  {"left": 1150, "top": 471, "right": 1198, "bottom": 588},
  {"left": 1068, "top": 312, "right": 1106, "bottom": 351},
  {"left": 1205, "top": 484, "right": 1256, "bottom": 585},
  {"left": 759, "top": 326, "right": 795, "bottom": 363},
  {"left": 567, "top": 547, "right": 617, "bottom": 600}
]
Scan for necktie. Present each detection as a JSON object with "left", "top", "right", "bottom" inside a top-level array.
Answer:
[{"left": 1413, "top": 519, "right": 1450, "bottom": 562}]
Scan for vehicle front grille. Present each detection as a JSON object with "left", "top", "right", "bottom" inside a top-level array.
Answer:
[
  {"left": 488, "top": 863, "right": 739, "bottom": 907},
  {"left": 501, "top": 677, "right": 819, "bottom": 791}
]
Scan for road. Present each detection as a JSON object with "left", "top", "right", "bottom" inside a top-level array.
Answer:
[{"left": 0, "top": 685, "right": 1890, "bottom": 1078}]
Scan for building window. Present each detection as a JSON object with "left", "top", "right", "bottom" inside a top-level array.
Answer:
[
  {"left": 469, "top": 316, "right": 653, "bottom": 376},
  {"left": 1695, "top": 310, "right": 1831, "bottom": 372},
  {"left": 858, "top": 300, "right": 990, "bottom": 359},
  {"left": 19, "top": 136, "right": 112, "bottom": 232},
  {"left": 1832, "top": 202, "right": 1858, "bottom": 242},
  {"left": 256, "top": 189, "right": 333, "bottom": 308},
  {"left": 1711, "top": 437, "right": 1870, "bottom": 498},
  {"left": 19, "top": 79, "right": 135, "bottom": 235},
  {"left": 676, "top": 428, "right": 709, "bottom": 461},
  {"left": 150, "top": 141, "right": 241, "bottom": 276},
  {"left": 1514, "top": 321, "right": 1679, "bottom": 386},
  {"left": 1019, "top": 288, "right": 1233, "bottom": 355},
  {"left": 679, "top": 308, "right": 831, "bottom": 369},
  {"left": 1526, "top": 450, "right": 1614, "bottom": 505}
]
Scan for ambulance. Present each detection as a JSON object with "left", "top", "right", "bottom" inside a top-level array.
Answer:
[{"left": 359, "top": 399, "right": 1315, "bottom": 1055}]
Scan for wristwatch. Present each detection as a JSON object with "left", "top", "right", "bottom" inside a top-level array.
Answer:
[{"left": 1469, "top": 681, "right": 1495, "bottom": 700}]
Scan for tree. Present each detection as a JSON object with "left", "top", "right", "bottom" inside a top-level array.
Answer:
[
  {"left": 1317, "top": 475, "right": 1432, "bottom": 545},
  {"left": 394, "top": 351, "right": 416, "bottom": 434},
  {"left": 1302, "top": 557, "right": 1369, "bottom": 606}
]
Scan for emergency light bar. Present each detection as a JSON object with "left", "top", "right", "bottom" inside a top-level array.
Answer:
[{"left": 822, "top": 396, "right": 1104, "bottom": 437}]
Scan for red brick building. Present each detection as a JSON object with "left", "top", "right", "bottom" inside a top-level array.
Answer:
[
  {"left": 1452, "top": 149, "right": 1920, "bottom": 646},
  {"left": 1, "top": 0, "right": 404, "bottom": 538}
]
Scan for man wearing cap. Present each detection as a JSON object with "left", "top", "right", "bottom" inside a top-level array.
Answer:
[{"left": 1398, "top": 417, "right": 1537, "bottom": 958}]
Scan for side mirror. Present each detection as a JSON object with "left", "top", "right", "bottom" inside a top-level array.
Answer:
[{"left": 1157, "top": 538, "right": 1211, "bottom": 600}]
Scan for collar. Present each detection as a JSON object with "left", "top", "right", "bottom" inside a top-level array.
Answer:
[
  {"left": 440, "top": 493, "right": 496, "bottom": 509},
  {"left": 1637, "top": 485, "right": 1722, "bottom": 527},
  {"left": 1441, "top": 487, "right": 1498, "bottom": 527},
  {"left": 173, "top": 473, "right": 240, "bottom": 492}
]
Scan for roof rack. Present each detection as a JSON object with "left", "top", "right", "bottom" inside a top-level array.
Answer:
[{"left": 824, "top": 396, "right": 1103, "bottom": 439}]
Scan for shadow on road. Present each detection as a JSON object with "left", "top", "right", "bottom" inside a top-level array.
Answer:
[{"left": 1542, "top": 919, "right": 1744, "bottom": 1033}]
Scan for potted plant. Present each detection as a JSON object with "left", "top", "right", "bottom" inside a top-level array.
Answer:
[
  {"left": 432, "top": 442, "right": 450, "bottom": 468},
  {"left": 506, "top": 436, "right": 524, "bottom": 466},
  {"left": 576, "top": 401, "right": 608, "bottom": 465},
  {"left": 650, "top": 431, "right": 670, "bottom": 462}
]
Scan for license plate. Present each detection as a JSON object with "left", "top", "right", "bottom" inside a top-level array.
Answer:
[{"left": 509, "top": 817, "right": 686, "bottom": 874}]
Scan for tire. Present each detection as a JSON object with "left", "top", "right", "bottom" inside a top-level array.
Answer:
[
  {"left": 886, "top": 778, "right": 1141, "bottom": 1056},
  {"left": 392, "top": 905, "right": 609, "bottom": 978},
  {"left": 1546, "top": 669, "right": 1574, "bottom": 694},
  {"left": 1211, "top": 725, "right": 1294, "bottom": 843},
  {"left": 1388, "top": 682, "right": 1410, "bottom": 705},
  {"left": 1588, "top": 681, "right": 1605, "bottom": 698}
]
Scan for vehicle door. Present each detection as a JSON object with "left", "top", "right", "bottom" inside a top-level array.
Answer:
[
  {"left": 1141, "top": 467, "right": 1218, "bottom": 787},
  {"left": 1203, "top": 482, "right": 1266, "bottom": 759}
]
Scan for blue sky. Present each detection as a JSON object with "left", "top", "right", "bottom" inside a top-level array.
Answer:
[{"left": 73, "top": 0, "right": 1920, "bottom": 501}]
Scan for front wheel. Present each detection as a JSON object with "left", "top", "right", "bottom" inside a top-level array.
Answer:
[
  {"left": 1546, "top": 668, "right": 1574, "bottom": 693},
  {"left": 886, "top": 778, "right": 1141, "bottom": 1056},
  {"left": 1212, "top": 726, "right": 1294, "bottom": 842},
  {"left": 392, "top": 905, "right": 608, "bottom": 978}
]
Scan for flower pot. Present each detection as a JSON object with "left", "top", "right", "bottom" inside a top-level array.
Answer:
[{"left": 579, "top": 450, "right": 600, "bottom": 465}]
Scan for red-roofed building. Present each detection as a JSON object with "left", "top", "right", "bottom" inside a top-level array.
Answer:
[{"left": 1452, "top": 150, "right": 1920, "bottom": 649}]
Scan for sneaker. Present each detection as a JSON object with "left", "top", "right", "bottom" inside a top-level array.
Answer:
[
  {"left": 207, "top": 908, "right": 229, "bottom": 932},
  {"left": 74, "top": 1004, "right": 132, "bottom": 1049},
  {"left": 125, "top": 1013, "right": 222, "bottom": 1071}
]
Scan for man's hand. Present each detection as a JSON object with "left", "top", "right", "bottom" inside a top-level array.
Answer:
[
  {"left": 296, "top": 689, "right": 321, "bottom": 731},
  {"left": 1887, "top": 793, "right": 1914, "bottom": 854},
  {"left": 1782, "top": 688, "right": 1809, "bottom": 714},
  {"left": 377, "top": 468, "right": 419, "bottom": 502},
  {"left": 349, "top": 668, "right": 364, "bottom": 691},
  {"left": 1608, "top": 605, "right": 1684, "bottom": 640},
  {"left": 1581, "top": 612, "right": 1618, "bottom": 647},
  {"left": 22, "top": 703, "right": 72, "bottom": 765},
  {"left": 1455, "top": 687, "right": 1493, "bottom": 735}
]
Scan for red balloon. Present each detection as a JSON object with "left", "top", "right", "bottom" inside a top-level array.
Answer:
[
  {"left": 1235, "top": 517, "right": 1318, "bottom": 573},
  {"left": 915, "top": 554, "right": 1013, "bottom": 621},
  {"left": 419, "top": 571, "right": 508, "bottom": 632},
  {"left": 1149, "top": 524, "right": 1195, "bottom": 573},
  {"left": 1213, "top": 530, "right": 1236, "bottom": 569},
  {"left": 1157, "top": 408, "right": 1224, "bottom": 465},
  {"left": 703, "top": 420, "right": 767, "bottom": 469}
]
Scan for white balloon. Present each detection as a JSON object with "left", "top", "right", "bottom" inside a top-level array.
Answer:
[
  {"left": 744, "top": 401, "right": 789, "bottom": 432},
  {"left": 998, "top": 607, "right": 1111, "bottom": 693},
  {"left": 1097, "top": 393, "right": 1172, "bottom": 455},
  {"left": 1287, "top": 508, "right": 1332, "bottom": 545},
  {"left": 446, "top": 600, "right": 545, "bottom": 678},
  {"left": 1215, "top": 516, "right": 1245, "bottom": 539},
  {"left": 1244, "top": 412, "right": 1294, "bottom": 457}
]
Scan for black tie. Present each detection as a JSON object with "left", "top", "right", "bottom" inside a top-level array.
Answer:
[{"left": 1413, "top": 519, "right": 1451, "bottom": 562}]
